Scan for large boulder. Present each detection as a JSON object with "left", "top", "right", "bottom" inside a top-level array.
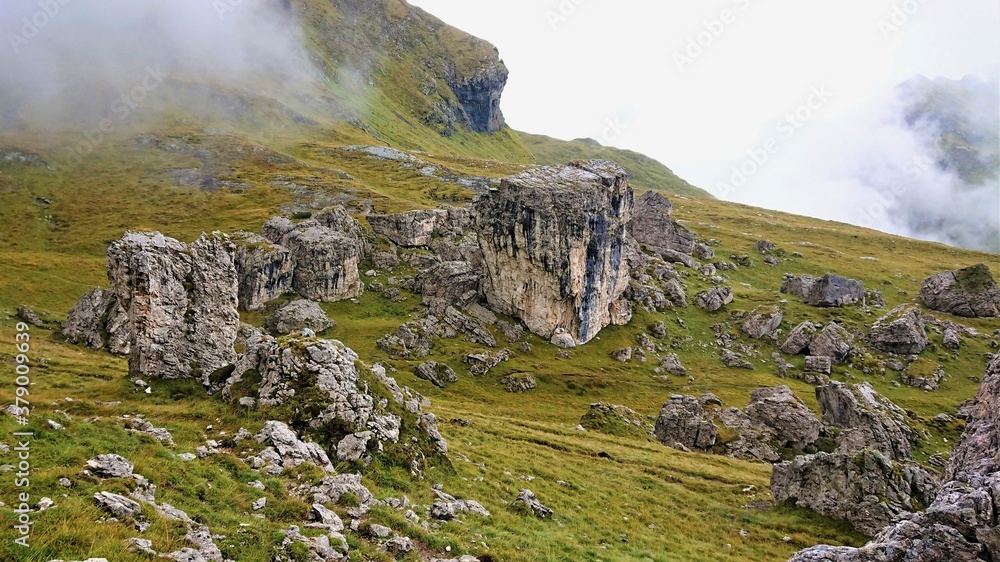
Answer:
[
  {"left": 816, "top": 381, "right": 915, "bottom": 461},
  {"left": 475, "top": 160, "right": 633, "bottom": 345},
  {"left": 808, "top": 323, "right": 854, "bottom": 363},
  {"left": 107, "top": 232, "right": 239, "bottom": 380},
  {"left": 869, "top": 304, "right": 927, "bottom": 355},
  {"left": 782, "top": 274, "right": 865, "bottom": 307},
  {"left": 626, "top": 191, "right": 697, "bottom": 257},
  {"left": 63, "top": 287, "right": 131, "bottom": 354},
  {"left": 744, "top": 386, "right": 820, "bottom": 450},
  {"left": 920, "top": 263, "right": 1000, "bottom": 318},
  {"left": 413, "top": 261, "right": 481, "bottom": 304},
  {"left": 231, "top": 231, "right": 294, "bottom": 312},
  {"left": 222, "top": 334, "right": 448, "bottom": 466},
  {"left": 694, "top": 286, "right": 734, "bottom": 311},
  {"left": 741, "top": 306, "right": 783, "bottom": 339},
  {"left": 788, "top": 354, "right": 1000, "bottom": 560},
  {"left": 367, "top": 207, "right": 471, "bottom": 248},
  {"left": 771, "top": 449, "right": 938, "bottom": 536},
  {"left": 653, "top": 395, "right": 718, "bottom": 451},
  {"left": 264, "top": 300, "right": 334, "bottom": 335},
  {"left": 781, "top": 321, "right": 820, "bottom": 355}
]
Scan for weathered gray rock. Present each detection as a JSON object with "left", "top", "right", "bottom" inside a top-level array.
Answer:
[
  {"left": 368, "top": 209, "right": 443, "bottom": 247},
  {"left": 223, "top": 335, "right": 447, "bottom": 468},
  {"left": 771, "top": 449, "right": 938, "bottom": 536},
  {"left": 231, "top": 231, "right": 294, "bottom": 311},
  {"left": 782, "top": 274, "right": 865, "bottom": 307},
  {"left": 413, "top": 261, "right": 480, "bottom": 304},
  {"left": 580, "top": 402, "right": 652, "bottom": 438},
  {"left": 335, "top": 431, "right": 372, "bottom": 463},
  {"left": 627, "top": 191, "right": 697, "bottom": 256},
  {"left": 781, "top": 322, "right": 820, "bottom": 355},
  {"left": 377, "top": 323, "right": 433, "bottom": 358},
  {"left": 694, "top": 286, "right": 733, "bottom": 311},
  {"left": 108, "top": 232, "right": 239, "bottom": 380},
  {"left": 816, "top": 382, "right": 915, "bottom": 461},
  {"left": 869, "top": 304, "right": 927, "bottom": 355},
  {"left": 658, "top": 354, "right": 687, "bottom": 376},
  {"left": 254, "top": 421, "right": 335, "bottom": 474},
  {"left": 788, "top": 354, "right": 1000, "bottom": 560},
  {"left": 500, "top": 373, "right": 536, "bottom": 393},
  {"left": 264, "top": 300, "right": 334, "bottom": 335},
  {"left": 63, "top": 287, "right": 131, "bottom": 354},
  {"left": 653, "top": 395, "right": 718, "bottom": 451},
  {"left": 414, "top": 361, "right": 457, "bottom": 388},
  {"left": 476, "top": 160, "right": 633, "bottom": 346},
  {"left": 900, "top": 363, "right": 945, "bottom": 391},
  {"left": 283, "top": 223, "right": 363, "bottom": 302},
  {"left": 514, "top": 489, "right": 553, "bottom": 518},
  {"left": 742, "top": 306, "right": 783, "bottom": 339},
  {"left": 920, "top": 263, "right": 1000, "bottom": 318},
  {"left": 721, "top": 349, "right": 754, "bottom": 370},
  {"left": 865, "top": 289, "right": 886, "bottom": 308},
  {"left": 744, "top": 386, "right": 820, "bottom": 450},
  {"left": 943, "top": 327, "right": 962, "bottom": 350},
  {"left": 430, "top": 488, "right": 491, "bottom": 520},
  {"left": 463, "top": 348, "right": 509, "bottom": 376},
  {"left": 804, "top": 356, "right": 832, "bottom": 375},
  {"left": 85, "top": 454, "right": 134, "bottom": 479},
  {"left": 808, "top": 323, "right": 854, "bottom": 363},
  {"left": 94, "top": 492, "right": 143, "bottom": 519}
]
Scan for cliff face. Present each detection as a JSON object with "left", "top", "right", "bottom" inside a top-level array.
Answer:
[{"left": 475, "top": 160, "right": 634, "bottom": 345}]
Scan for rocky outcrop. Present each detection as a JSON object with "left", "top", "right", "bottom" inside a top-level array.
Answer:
[
  {"left": 694, "top": 286, "right": 733, "bottom": 311},
  {"left": 808, "top": 323, "right": 854, "bottom": 363},
  {"left": 869, "top": 304, "right": 927, "bottom": 355},
  {"left": 63, "top": 287, "right": 131, "bottom": 354},
  {"left": 781, "top": 321, "right": 820, "bottom": 354},
  {"left": 264, "top": 300, "right": 334, "bottom": 335},
  {"left": 108, "top": 232, "right": 239, "bottom": 380},
  {"left": 742, "top": 306, "right": 783, "bottom": 339},
  {"left": 231, "top": 231, "right": 293, "bottom": 312},
  {"left": 262, "top": 218, "right": 364, "bottom": 303},
  {"left": 920, "top": 263, "right": 1000, "bottom": 318},
  {"left": 772, "top": 449, "right": 938, "bottom": 536},
  {"left": 476, "top": 160, "right": 633, "bottom": 345},
  {"left": 222, "top": 334, "right": 448, "bottom": 468},
  {"left": 367, "top": 207, "right": 473, "bottom": 248},
  {"left": 781, "top": 274, "right": 865, "bottom": 307},
  {"left": 445, "top": 57, "right": 508, "bottom": 134},
  {"left": 580, "top": 402, "right": 652, "bottom": 438},
  {"left": 627, "top": 191, "right": 697, "bottom": 257},
  {"left": 413, "top": 261, "right": 480, "bottom": 304},
  {"left": 514, "top": 489, "right": 553, "bottom": 518},
  {"left": 744, "top": 387, "right": 821, "bottom": 451},
  {"left": 653, "top": 395, "right": 718, "bottom": 451},
  {"left": 788, "top": 354, "right": 1000, "bottom": 560},
  {"left": 500, "top": 373, "right": 536, "bottom": 393},
  {"left": 816, "top": 382, "right": 915, "bottom": 461},
  {"left": 414, "top": 361, "right": 457, "bottom": 388}
]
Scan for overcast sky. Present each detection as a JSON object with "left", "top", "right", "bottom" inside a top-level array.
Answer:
[{"left": 409, "top": 0, "right": 1000, "bottom": 249}]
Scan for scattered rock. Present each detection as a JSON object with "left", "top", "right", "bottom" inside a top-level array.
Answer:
[
  {"left": 500, "top": 373, "right": 536, "bottom": 393},
  {"left": 741, "top": 306, "right": 783, "bottom": 339},
  {"left": 653, "top": 395, "right": 718, "bottom": 451},
  {"left": 658, "top": 354, "right": 687, "bottom": 376},
  {"left": 865, "top": 289, "right": 886, "bottom": 308},
  {"left": 744, "top": 386, "right": 821, "bottom": 450},
  {"left": 414, "top": 361, "right": 458, "bottom": 388},
  {"left": 920, "top": 263, "right": 1000, "bottom": 318},
  {"left": 85, "top": 454, "right": 134, "bottom": 479},
  {"left": 514, "top": 489, "right": 553, "bottom": 518},
  {"left": 429, "top": 488, "right": 491, "bottom": 520},
  {"left": 694, "top": 286, "right": 734, "bottom": 311},
  {"left": 942, "top": 327, "right": 962, "bottom": 350},
  {"left": 264, "top": 300, "right": 334, "bottom": 335},
  {"left": 869, "top": 304, "right": 928, "bottom": 355},
  {"left": 781, "top": 274, "right": 865, "bottom": 307},
  {"left": 94, "top": 491, "right": 143, "bottom": 519},
  {"left": 721, "top": 349, "right": 754, "bottom": 370},
  {"left": 610, "top": 347, "right": 633, "bottom": 362},
  {"left": 781, "top": 322, "right": 820, "bottom": 355},
  {"left": 808, "top": 323, "right": 854, "bottom": 363},
  {"left": 580, "top": 402, "right": 652, "bottom": 438},
  {"left": 804, "top": 356, "right": 832, "bottom": 375}
]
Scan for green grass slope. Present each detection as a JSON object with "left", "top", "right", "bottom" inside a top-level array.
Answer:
[{"left": 518, "top": 131, "right": 712, "bottom": 198}]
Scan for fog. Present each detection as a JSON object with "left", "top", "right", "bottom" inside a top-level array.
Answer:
[{"left": 0, "top": 0, "right": 322, "bottom": 131}]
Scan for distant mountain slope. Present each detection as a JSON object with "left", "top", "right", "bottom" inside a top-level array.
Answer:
[{"left": 517, "top": 131, "right": 712, "bottom": 198}]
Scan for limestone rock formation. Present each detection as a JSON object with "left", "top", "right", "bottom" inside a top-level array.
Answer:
[
  {"left": 231, "top": 231, "right": 293, "bottom": 312},
  {"left": 653, "top": 395, "right": 718, "bottom": 451},
  {"left": 222, "top": 334, "right": 448, "bottom": 468},
  {"left": 264, "top": 300, "right": 334, "bottom": 335},
  {"left": 500, "top": 373, "right": 536, "bottom": 393},
  {"left": 869, "top": 304, "right": 927, "bottom": 355},
  {"left": 475, "top": 160, "right": 633, "bottom": 345},
  {"left": 781, "top": 274, "right": 865, "bottom": 307},
  {"left": 809, "top": 323, "right": 854, "bottom": 363},
  {"left": 367, "top": 207, "right": 473, "bottom": 248},
  {"left": 63, "top": 287, "right": 131, "bottom": 354},
  {"left": 413, "top": 261, "right": 480, "bottom": 304},
  {"left": 107, "top": 231, "right": 239, "bottom": 380},
  {"left": 514, "top": 489, "right": 553, "bottom": 518},
  {"left": 771, "top": 449, "right": 938, "bottom": 536},
  {"left": 816, "top": 381, "right": 915, "bottom": 461},
  {"left": 743, "top": 386, "right": 821, "bottom": 451},
  {"left": 627, "top": 191, "right": 697, "bottom": 257},
  {"left": 414, "top": 361, "right": 457, "bottom": 388},
  {"left": 742, "top": 306, "right": 783, "bottom": 339},
  {"left": 781, "top": 322, "right": 820, "bottom": 355},
  {"left": 788, "top": 354, "right": 1000, "bottom": 560},
  {"left": 920, "top": 263, "right": 1000, "bottom": 318},
  {"left": 262, "top": 218, "right": 363, "bottom": 303},
  {"left": 694, "top": 286, "right": 734, "bottom": 311}
]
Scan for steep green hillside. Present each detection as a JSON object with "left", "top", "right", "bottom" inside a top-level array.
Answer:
[{"left": 518, "top": 131, "right": 711, "bottom": 198}]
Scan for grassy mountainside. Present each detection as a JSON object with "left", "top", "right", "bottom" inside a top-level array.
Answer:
[
  {"left": 518, "top": 131, "right": 712, "bottom": 198},
  {"left": 0, "top": 2, "right": 997, "bottom": 561}
]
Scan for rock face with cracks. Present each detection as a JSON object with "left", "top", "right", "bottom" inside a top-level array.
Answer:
[
  {"left": 107, "top": 231, "right": 240, "bottom": 380},
  {"left": 63, "top": 287, "right": 131, "bottom": 355},
  {"left": 869, "top": 304, "right": 928, "bottom": 355},
  {"left": 920, "top": 263, "right": 1000, "bottom": 318},
  {"left": 475, "top": 160, "right": 633, "bottom": 345}
]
